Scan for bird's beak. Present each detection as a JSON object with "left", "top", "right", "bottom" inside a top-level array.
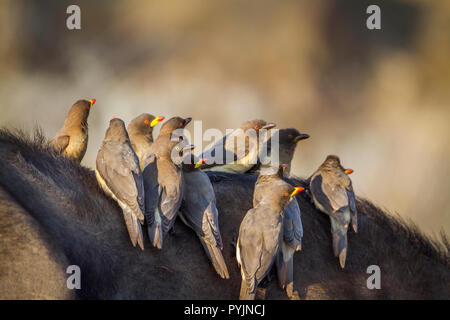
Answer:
[
  {"left": 182, "top": 117, "right": 192, "bottom": 127},
  {"left": 88, "top": 99, "right": 96, "bottom": 109},
  {"left": 282, "top": 164, "right": 288, "bottom": 173},
  {"left": 290, "top": 186, "right": 304, "bottom": 197},
  {"left": 150, "top": 116, "right": 165, "bottom": 127},
  {"left": 262, "top": 122, "right": 276, "bottom": 130},
  {"left": 194, "top": 157, "right": 207, "bottom": 169},
  {"left": 293, "top": 133, "right": 310, "bottom": 143},
  {"left": 344, "top": 168, "right": 354, "bottom": 175}
]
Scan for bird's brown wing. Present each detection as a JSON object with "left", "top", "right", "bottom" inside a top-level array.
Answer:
[
  {"left": 96, "top": 142, "right": 144, "bottom": 221},
  {"left": 238, "top": 209, "right": 263, "bottom": 293},
  {"left": 152, "top": 157, "right": 183, "bottom": 235},
  {"left": 49, "top": 135, "right": 70, "bottom": 154},
  {"left": 159, "top": 182, "right": 183, "bottom": 235},
  {"left": 239, "top": 205, "right": 280, "bottom": 289},
  {"left": 311, "top": 172, "right": 349, "bottom": 213}
]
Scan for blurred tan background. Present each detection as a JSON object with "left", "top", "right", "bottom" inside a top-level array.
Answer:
[{"left": 0, "top": 0, "right": 448, "bottom": 237}]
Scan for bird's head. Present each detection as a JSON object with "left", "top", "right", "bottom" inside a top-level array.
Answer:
[
  {"left": 159, "top": 116, "right": 192, "bottom": 137},
  {"left": 128, "top": 113, "right": 165, "bottom": 137},
  {"left": 280, "top": 128, "right": 310, "bottom": 145}
]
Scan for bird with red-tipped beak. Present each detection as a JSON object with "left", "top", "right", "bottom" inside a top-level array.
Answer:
[
  {"left": 49, "top": 98, "right": 96, "bottom": 163},
  {"left": 237, "top": 171, "right": 304, "bottom": 300},
  {"left": 253, "top": 164, "right": 304, "bottom": 298},
  {"left": 127, "top": 113, "right": 165, "bottom": 170},
  {"left": 308, "top": 155, "right": 357, "bottom": 268}
]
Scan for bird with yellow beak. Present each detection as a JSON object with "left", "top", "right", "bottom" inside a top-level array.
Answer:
[
  {"left": 178, "top": 152, "right": 229, "bottom": 279},
  {"left": 49, "top": 98, "right": 96, "bottom": 163},
  {"left": 237, "top": 172, "right": 304, "bottom": 300},
  {"left": 253, "top": 164, "right": 304, "bottom": 298},
  {"left": 308, "top": 155, "right": 357, "bottom": 268},
  {"left": 127, "top": 113, "right": 165, "bottom": 170}
]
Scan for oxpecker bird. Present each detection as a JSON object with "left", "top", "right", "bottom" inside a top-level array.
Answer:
[
  {"left": 127, "top": 113, "right": 165, "bottom": 169},
  {"left": 237, "top": 176, "right": 304, "bottom": 300},
  {"left": 309, "top": 155, "right": 357, "bottom": 268},
  {"left": 49, "top": 99, "right": 96, "bottom": 162},
  {"left": 142, "top": 116, "right": 192, "bottom": 249},
  {"left": 253, "top": 164, "right": 304, "bottom": 298},
  {"left": 179, "top": 153, "right": 229, "bottom": 279},
  {"left": 253, "top": 128, "right": 309, "bottom": 176},
  {"left": 201, "top": 119, "right": 276, "bottom": 173},
  {"left": 95, "top": 118, "right": 145, "bottom": 250}
]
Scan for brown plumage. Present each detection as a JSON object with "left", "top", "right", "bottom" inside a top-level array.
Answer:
[
  {"left": 309, "top": 155, "right": 357, "bottom": 268},
  {"left": 142, "top": 116, "right": 192, "bottom": 249},
  {"left": 179, "top": 154, "right": 229, "bottom": 279},
  {"left": 237, "top": 172, "right": 304, "bottom": 300},
  {"left": 49, "top": 99, "right": 95, "bottom": 162},
  {"left": 95, "top": 118, "right": 145, "bottom": 250},
  {"left": 253, "top": 165, "right": 304, "bottom": 297},
  {"left": 127, "top": 113, "right": 165, "bottom": 170}
]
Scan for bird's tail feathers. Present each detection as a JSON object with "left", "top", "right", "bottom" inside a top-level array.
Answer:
[
  {"left": 200, "top": 237, "right": 230, "bottom": 279},
  {"left": 239, "top": 279, "right": 256, "bottom": 300},
  {"left": 132, "top": 213, "right": 144, "bottom": 250},
  {"left": 276, "top": 250, "right": 287, "bottom": 289},
  {"left": 148, "top": 223, "right": 163, "bottom": 249},
  {"left": 122, "top": 210, "right": 138, "bottom": 248},
  {"left": 331, "top": 229, "right": 348, "bottom": 268}
]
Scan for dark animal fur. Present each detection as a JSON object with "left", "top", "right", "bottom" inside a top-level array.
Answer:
[{"left": 0, "top": 128, "right": 448, "bottom": 299}]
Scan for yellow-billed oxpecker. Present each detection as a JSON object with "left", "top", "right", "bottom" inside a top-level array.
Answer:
[
  {"left": 253, "top": 128, "right": 309, "bottom": 176},
  {"left": 237, "top": 173, "right": 304, "bottom": 300},
  {"left": 253, "top": 164, "right": 304, "bottom": 297},
  {"left": 49, "top": 98, "right": 96, "bottom": 162},
  {"left": 142, "top": 116, "right": 192, "bottom": 249},
  {"left": 95, "top": 117, "right": 145, "bottom": 250},
  {"left": 127, "top": 113, "right": 165, "bottom": 170},
  {"left": 179, "top": 153, "right": 230, "bottom": 279},
  {"left": 309, "top": 155, "right": 357, "bottom": 268}
]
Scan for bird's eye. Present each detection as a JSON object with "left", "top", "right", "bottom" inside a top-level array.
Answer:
[
  {"left": 284, "top": 192, "right": 289, "bottom": 197},
  {"left": 144, "top": 120, "right": 149, "bottom": 125},
  {"left": 288, "top": 134, "right": 293, "bottom": 139},
  {"left": 175, "top": 146, "right": 180, "bottom": 151},
  {"left": 254, "top": 125, "right": 259, "bottom": 130}
]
